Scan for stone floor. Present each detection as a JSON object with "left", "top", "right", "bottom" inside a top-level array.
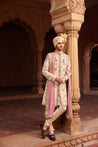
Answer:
[{"left": 0, "top": 94, "right": 98, "bottom": 146}]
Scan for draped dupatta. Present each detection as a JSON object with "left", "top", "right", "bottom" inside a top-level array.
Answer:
[
  {"left": 48, "top": 53, "right": 55, "bottom": 116},
  {"left": 65, "top": 73, "right": 73, "bottom": 119},
  {"left": 46, "top": 52, "right": 73, "bottom": 119}
]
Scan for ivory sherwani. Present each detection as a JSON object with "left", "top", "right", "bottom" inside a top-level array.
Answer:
[{"left": 42, "top": 52, "right": 71, "bottom": 118}]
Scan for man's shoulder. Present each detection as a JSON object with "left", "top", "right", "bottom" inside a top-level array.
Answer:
[
  {"left": 48, "top": 52, "right": 55, "bottom": 56},
  {"left": 45, "top": 52, "right": 55, "bottom": 59},
  {"left": 63, "top": 53, "right": 70, "bottom": 59}
]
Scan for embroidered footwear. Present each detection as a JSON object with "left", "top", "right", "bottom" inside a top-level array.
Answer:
[
  {"left": 49, "top": 134, "right": 56, "bottom": 141},
  {"left": 48, "top": 123, "right": 56, "bottom": 141}
]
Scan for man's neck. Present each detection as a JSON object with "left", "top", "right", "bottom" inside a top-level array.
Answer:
[{"left": 55, "top": 49, "right": 63, "bottom": 54}]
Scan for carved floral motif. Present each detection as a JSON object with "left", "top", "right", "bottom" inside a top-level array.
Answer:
[
  {"left": 43, "top": 131, "right": 98, "bottom": 147},
  {"left": 69, "top": 0, "right": 86, "bottom": 14}
]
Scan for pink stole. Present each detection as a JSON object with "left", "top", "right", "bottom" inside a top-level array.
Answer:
[
  {"left": 48, "top": 52, "right": 73, "bottom": 119},
  {"left": 66, "top": 73, "right": 73, "bottom": 119},
  {"left": 48, "top": 53, "right": 55, "bottom": 116}
]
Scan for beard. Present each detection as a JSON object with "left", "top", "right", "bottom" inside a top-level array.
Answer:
[{"left": 56, "top": 46, "right": 63, "bottom": 51}]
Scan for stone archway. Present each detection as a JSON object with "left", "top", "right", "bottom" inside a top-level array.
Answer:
[
  {"left": 42, "top": 28, "right": 56, "bottom": 88},
  {"left": 90, "top": 45, "right": 98, "bottom": 89},
  {"left": 0, "top": 20, "right": 38, "bottom": 94},
  {"left": 0, "top": 1, "right": 51, "bottom": 95},
  {"left": 42, "top": 28, "right": 56, "bottom": 63},
  {"left": 83, "top": 42, "right": 98, "bottom": 95},
  {"left": 13, "top": 19, "right": 38, "bottom": 92},
  {"left": 0, "top": 5, "right": 40, "bottom": 94}
]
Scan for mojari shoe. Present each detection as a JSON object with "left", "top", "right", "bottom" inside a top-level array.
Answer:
[
  {"left": 49, "top": 134, "right": 56, "bottom": 141},
  {"left": 48, "top": 124, "right": 56, "bottom": 141},
  {"left": 40, "top": 121, "right": 45, "bottom": 139}
]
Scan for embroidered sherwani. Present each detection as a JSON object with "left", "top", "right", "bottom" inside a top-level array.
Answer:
[{"left": 42, "top": 52, "right": 71, "bottom": 118}]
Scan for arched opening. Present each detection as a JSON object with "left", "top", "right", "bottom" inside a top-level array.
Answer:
[
  {"left": 90, "top": 46, "right": 98, "bottom": 89},
  {"left": 0, "top": 21, "right": 36, "bottom": 96},
  {"left": 83, "top": 43, "right": 98, "bottom": 95}
]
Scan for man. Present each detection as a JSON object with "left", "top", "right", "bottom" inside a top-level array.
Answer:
[{"left": 40, "top": 34, "right": 72, "bottom": 141}]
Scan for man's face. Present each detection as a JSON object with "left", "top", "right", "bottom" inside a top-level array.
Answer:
[{"left": 56, "top": 41, "right": 64, "bottom": 51}]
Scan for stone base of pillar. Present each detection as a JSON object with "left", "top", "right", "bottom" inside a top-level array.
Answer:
[{"left": 54, "top": 114, "right": 83, "bottom": 135}]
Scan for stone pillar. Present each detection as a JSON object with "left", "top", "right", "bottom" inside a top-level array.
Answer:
[
  {"left": 23, "top": 26, "right": 38, "bottom": 93},
  {"left": 50, "top": 0, "right": 86, "bottom": 134},
  {"left": 32, "top": 49, "right": 37, "bottom": 93},
  {"left": 83, "top": 51, "right": 91, "bottom": 94},
  {"left": 37, "top": 42, "right": 44, "bottom": 94},
  {"left": 64, "top": 31, "right": 83, "bottom": 134}
]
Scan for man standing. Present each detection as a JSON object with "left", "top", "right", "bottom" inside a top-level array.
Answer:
[{"left": 40, "top": 34, "right": 72, "bottom": 141}]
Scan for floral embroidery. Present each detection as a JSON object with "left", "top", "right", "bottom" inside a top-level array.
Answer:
[{"left": 42, "top": 52, "right": 71, "bottom": 118}]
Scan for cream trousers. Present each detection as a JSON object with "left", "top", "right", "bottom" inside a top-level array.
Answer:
[
  {"left": 47, "top": 105, "right": 66, "bottom": 123},
  {"left": 43, "top": 105, "right": 66, "bottom": 134}
]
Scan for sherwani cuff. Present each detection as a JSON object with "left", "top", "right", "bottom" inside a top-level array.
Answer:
[
  {"left": 52, "top": 76, "right": 56, "bottom": 82},
  {"left": 64, "top": 75, "right": 69, "bottom": 81},
  {"left": 64, "top": 73, "right": 71, "bottom": 81}
]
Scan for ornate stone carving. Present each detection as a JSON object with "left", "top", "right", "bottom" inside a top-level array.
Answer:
[
  {"left": 71, "top": 89, "right": 81, "bottom": 99},
  {"left": 54, "top": 23, "right": 64, "bottom": 34},
  {"left": 72, "top": 103, "right": 80, "bottom": 112},
  {"left": 50, "top": 0, "right": 86, "bottom": 28},
  {"left": 64, "top": 20, "right": 83, "bottom": 32},
  {"left": 67, "top": 32, "right": 79, "bottom": 39},
  {"left": 69, "top": 0, "right": 86, "bottom": 14},
  {"left": 40, "top": 131, "right": 98, "bottom": 147}
]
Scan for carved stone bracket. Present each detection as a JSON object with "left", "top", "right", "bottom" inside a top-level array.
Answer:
[
  {"left": 50, "top": 0, "right": 86, "bottom": 29},
  {"left": 54, "top": 23, "right": 64, "bottom": 34}
]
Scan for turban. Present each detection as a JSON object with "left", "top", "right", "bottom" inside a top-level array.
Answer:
[{"left": 53, "top": 33, "right": 67, "bottom": 48}]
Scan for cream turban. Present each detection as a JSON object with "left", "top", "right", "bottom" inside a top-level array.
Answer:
[{"left": 53, "top": 33, "right": 67, "bottom": 48}]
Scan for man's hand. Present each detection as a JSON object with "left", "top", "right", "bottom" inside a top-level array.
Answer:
[{"left": 55, "top": 77, "right": 65, "bottom": 84}]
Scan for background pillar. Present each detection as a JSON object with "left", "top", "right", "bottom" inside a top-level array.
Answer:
[{"left": 37, "top": 42, "right": 44, "bottom": 94}]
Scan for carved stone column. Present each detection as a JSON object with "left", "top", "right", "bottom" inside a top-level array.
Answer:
[
  {"left": 32, "top": 49, "right": 37, "bottom": 93},
  {"left": 64, "top": 31, "right": 83, "bottom": 134},
  {"left": 37, "top": 42, "right": 44, "bottom": 94},
  {"left": 50, "top": 0, "right": 86, "bottom": 134},
  {"left": 83, "top": 51, "right": 91, "bottom": 94}
]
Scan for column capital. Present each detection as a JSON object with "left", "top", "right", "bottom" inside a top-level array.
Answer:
[
  {"left": 50, "top": 0, "right": 85, "bottom": 15},
  {"left": 64, "top": 18, "right": 83, "bottom": 32},
  {"left": 69, "top": 0, "right": 86, "bottom": 14},
  {"left": 50, "top": 0, "right": 86, "bottom": 32},
  {"left": 67, "top": 31, "right": 79, "bottom": 39},
  {"left": 54, "top": 23, "right": 64, "bottom": 34}
]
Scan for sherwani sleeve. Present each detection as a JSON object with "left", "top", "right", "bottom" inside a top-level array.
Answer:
[
  {"left": 64, "top": 56, "right": 71, "bottom": 81},
  {"left": 42, "top": 53, "right": 56, "bottom": 82}
]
